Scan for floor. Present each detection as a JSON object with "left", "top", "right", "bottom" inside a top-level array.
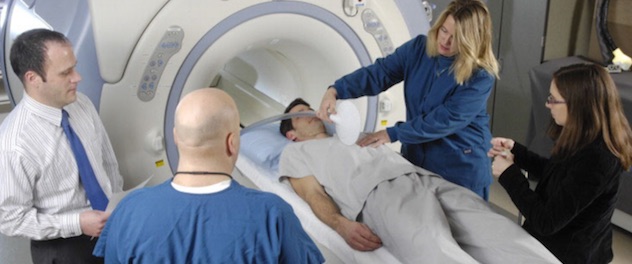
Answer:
[{"left": 489, "top": 178, "right": 632, "bottom": 264}]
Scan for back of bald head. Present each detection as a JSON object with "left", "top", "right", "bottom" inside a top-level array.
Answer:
[{"left": 174, "top": 88, "right": 239, "bottom": 150}]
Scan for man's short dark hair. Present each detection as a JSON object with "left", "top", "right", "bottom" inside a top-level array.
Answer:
[
  {"left": 10, "top": 28, "right": 70, "bottom": 83},
  {"left": 279, "top": 98, "right": 310, "bottom": 137}
]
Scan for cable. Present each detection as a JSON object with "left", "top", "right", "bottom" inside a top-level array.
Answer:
[
  {"left": 596, "top": 0, "right": 617, "bottom": 64},
  {"left": 240, "top": 111, "right": 316, "bottom": 135}
]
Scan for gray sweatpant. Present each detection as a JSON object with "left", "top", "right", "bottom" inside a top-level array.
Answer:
[{"left": 361, "top": 172, "right": 560, "bottom": 264}]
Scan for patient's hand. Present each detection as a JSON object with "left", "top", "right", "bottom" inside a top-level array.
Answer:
[{"left": 335, "top": 218, "right": 382, "bottom": 251}]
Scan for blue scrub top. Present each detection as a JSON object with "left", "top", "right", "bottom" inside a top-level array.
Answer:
[{"left": 333, "top": 35, "right": 494, "bottom": 196}]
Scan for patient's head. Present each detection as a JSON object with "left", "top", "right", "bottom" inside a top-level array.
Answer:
[
  {"left": 280, "top": 98, "right": 329, "bottom": 142},
  {"left": 174, "top": 88, "right": 240, "bottom": 167}
]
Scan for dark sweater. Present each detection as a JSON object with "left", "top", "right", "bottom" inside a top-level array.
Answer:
[{"left": 499, "top": 139, "right": 621, "bottom": 264}]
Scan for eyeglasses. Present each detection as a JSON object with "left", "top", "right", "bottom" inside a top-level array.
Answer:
[{"left": 546, "top": 95, "right": 566, "bottom": 105}]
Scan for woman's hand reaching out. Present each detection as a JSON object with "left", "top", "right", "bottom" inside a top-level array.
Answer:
[
  {"left": 317, "top": 87, "right": 338, "bottom": 123},
  {"left": 357, "top": 130, "right": 390, "bottom": 148}
]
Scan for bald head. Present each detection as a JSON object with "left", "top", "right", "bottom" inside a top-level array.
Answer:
[{"left": 174, "top": 88, "right": 240, "bottom": 154}]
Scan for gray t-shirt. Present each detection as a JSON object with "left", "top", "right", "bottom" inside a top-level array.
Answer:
[{"left": 278, "top": 137, "right": 418, "bottom": 220}]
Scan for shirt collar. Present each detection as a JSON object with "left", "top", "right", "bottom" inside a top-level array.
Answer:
[
  {"left": 171, "top": 179, "right": 232, "bottom": 194},
  {"left": 22, "top": 93, "right": 64, "bottom": 127}
]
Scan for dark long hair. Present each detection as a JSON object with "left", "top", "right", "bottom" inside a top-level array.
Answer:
[{"left": 548, "top": 63, "right": 632, "bottom": 168}]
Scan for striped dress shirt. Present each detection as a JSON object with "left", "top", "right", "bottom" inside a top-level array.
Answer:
[{"left": 0, "top": 92, "right": 123, "bottom": 240}]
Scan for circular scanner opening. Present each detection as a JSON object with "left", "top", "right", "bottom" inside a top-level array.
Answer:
[
  {"left": 213, "top": 38, "right": 367, "bottom": 127},
  {"left": 166, "top": 11, "right": 375, "bottom": 173},
  {"left": 173, "top": 12, "right": 370, "bottom": 129}
]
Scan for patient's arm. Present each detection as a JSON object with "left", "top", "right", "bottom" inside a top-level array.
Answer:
[{"left": 288, "top": 176, "right": 382, "bottom": 251}]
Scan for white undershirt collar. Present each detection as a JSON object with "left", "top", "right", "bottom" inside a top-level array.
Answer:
[{"left": 171, "top": 179, "right": 231, "bottom": 194}]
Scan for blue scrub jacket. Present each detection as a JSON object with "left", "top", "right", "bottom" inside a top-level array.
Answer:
[{"left": 332, "top": 35, "right": 494, "bottom": 196}]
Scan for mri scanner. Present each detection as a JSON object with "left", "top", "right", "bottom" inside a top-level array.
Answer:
[
  {"left": 0, "top": 0, "right": 433, "bottom": 262},
  {"left": 1, "top": 0, "right": 430, "bottom": 188}
]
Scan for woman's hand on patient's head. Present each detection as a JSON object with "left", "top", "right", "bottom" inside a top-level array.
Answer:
[{"left": 317, "top": 87, "right": 338, "bottom": 123}]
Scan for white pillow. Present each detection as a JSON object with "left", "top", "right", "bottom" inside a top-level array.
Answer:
[{"left": 240, "top": 122, "right": 291, "bottom": 172}]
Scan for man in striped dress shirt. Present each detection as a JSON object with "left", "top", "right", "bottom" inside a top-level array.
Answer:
[{"left": 0, "top": 29, "right": 123, "bottom": 263}]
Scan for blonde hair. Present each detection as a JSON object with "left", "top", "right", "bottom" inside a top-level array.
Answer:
[
  {"left": 426, "top": 0, "right": 499, "bottom": 84},
  {"left": 548, "top": 63, "right": 632, "bottom": 169}
]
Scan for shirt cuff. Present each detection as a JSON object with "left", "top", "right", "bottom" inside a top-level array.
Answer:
[
  {"left": 386, "top": 126, "right": 399, "bottom": 142},
  {"left": 60, "top": 212, "right": 83, "bottom": 238},
  {"left": 498, "top": 164, "right": 529, "bottom": 191}
]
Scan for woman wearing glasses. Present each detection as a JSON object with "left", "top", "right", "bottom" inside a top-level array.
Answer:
[{"left": 488, "top": 63, "right": 632, "bottom": 264}]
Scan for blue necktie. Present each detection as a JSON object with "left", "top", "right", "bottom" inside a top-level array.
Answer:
[{"left": 61, "top": 110, "right": 108, "bottom": 211}]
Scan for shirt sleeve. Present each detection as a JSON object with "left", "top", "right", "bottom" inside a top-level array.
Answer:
[
  {"left": 511, "top": 142, "right": 550, "bottom": 181},
  {"left": 278, "top": 144, "right": 312, "bottom": 180},
  {"left": 0, "top": 150, "right": 83, "bottom": 240},
  {"left": 386, "top": 70, "right": 494, "bottom": 144},
  {"left": 499, "top": 145, "right": 619, "bottom": 236},
  {"left": 332, "top": 35, "right": 423, "bottom": 99}
]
